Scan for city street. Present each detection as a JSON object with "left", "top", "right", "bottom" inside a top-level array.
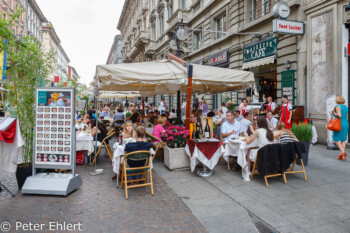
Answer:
[{"left": 1, "top": 144, "right": 350, "bottom": 233}]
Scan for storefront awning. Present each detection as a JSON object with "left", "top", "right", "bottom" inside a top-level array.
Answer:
[{"left": 242, "top": 56, "right": 276, "bottom": 70}]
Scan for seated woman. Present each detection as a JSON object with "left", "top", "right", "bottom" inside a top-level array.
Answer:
[
  {"left": 247, "top": 115, "right": 258, "bottom": 136},
  {"left": 90, "top": 119, "right": 108, "bottom": 143},
  {"left": 161, "top": 113, "right": 172, "bottom": 130},
  {"left": 244, "top": 116, "right": 274, "bottom": 172},
  {"left": 130, "top": 111, "right": 142, "bottom": 128},
  {"left": 83, "top": 112, "right": 91, "bottom": 124},
  {"left": 152, "top": 116, "right": 166, "bottom": 142},
  {"left": 190, "top": 110, "right": 198, "bottom": 124},
  {"left": 273, "top": 122, "right": 299, "bottom": 143},
  {"left": 121, "top": 121, "right": 137, "bottom": 146}
]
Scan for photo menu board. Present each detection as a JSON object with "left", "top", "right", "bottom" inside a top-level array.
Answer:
[{"left": 34, "top": 88, "right": 75, "bottom": 168}]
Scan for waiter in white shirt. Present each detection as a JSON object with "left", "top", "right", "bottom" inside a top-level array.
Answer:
[
  {"left": 241, "top": 99, "right": 249, "bottom": 117},
  {"left": 266, "top": 96, "right": 277, "bottom": 112}
]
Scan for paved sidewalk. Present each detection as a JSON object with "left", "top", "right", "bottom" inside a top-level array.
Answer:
[
  {"left": 154, "top": 144, "right": 350, "bottom": 233},
  {"left": 0, "top": 155, "right": 206, "bottom": 233}
]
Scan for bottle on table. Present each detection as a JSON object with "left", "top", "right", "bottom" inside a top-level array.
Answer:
[
  {"left": 205, "top": 119, "right": 210, "bottom": 138},
  {"left": 197, "top": 117, "right": 204, "bottom": 139},
  {"left": 119, "top": 135, "right": 123, "bottom": 145}
]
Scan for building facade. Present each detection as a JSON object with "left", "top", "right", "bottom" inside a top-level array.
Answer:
[
  {"left": 25, "top": 0, "right": 47, "bottom": 42},
  {"left": 42, "top": 22, "right": 70, "bottom": 87},
  {"left": 0, "top": 0, "right": 26, "bottom": 38},
  {"left": 118, "top": 0, "right": 151, "bottom": 63},
  {"left": 106, "top": 35, "right": 123, "bottom": 64}
]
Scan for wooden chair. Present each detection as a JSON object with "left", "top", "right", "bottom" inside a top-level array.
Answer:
[
  {"left": 91, "top": 133, "right": 114, "bottom": 165},
  {"left": 250, "top": 152, "right": 286, "bottom": 187},
  {"left": 283, "top": 154, "right": 307, "bottom": 182},
  {"left": 250, "top": 145, "right": 287, "bottom": 187},
  {"left": 146, "top": 132, "right": 165, "bottom": 161},
  {"left": 120, "top": 150, "right": 154, "bottom": 199}
]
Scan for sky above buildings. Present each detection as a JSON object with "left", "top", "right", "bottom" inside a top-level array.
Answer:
[{"left": 36, "top": 0, "right": 125, "bottom": 85}]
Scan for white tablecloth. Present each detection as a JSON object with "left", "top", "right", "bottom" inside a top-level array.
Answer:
[
  {"left": 76, "top": 134, "right": 94, "bottom": 154},
  {"left": 185, "top": 141, "right": 225, "bottom": 172},
  {"left": 0, "top": 119, "right": 24, "bottom": 173},
  {"left": 223, "top": 139, "right": 258, "bottom": 181},
  {"left": 112, "top": 142, "right": 155, "bottom": 175}
]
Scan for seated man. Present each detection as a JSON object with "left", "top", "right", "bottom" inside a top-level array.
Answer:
[
  {"left": 234, "top": 110, "right": 244, "bottom": 122},
  {"left": 221, "top": 111, "right": 241, "bottom": 141},
  {"left": 266, "top": 111, "right": 278, "bottom": 131},
  {"left": 114, "top": 108, "right": 125, "bottom": 126},
  {"left": 240, "top": 112, "right": 252, "bottom": 133},
  {"left": 124, "top": 126, "right": 152, "bottom": 181},
  {"left": 148, "top": 111, "right": 157, "bottom": 125}
]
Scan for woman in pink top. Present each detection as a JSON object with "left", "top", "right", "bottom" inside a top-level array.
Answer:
[{"left": 152, "top": 116, "right": 166, "bottom": 141}]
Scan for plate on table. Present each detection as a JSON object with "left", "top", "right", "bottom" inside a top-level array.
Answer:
[
  {"left": 238, "top": 136, "right": 246, "bottom": 141},
  {"left": 195, "top": 138, "right": 208, "bottom": 143},
  {"left": 49, "top": 154, "right": 58, "bottom": 162}
]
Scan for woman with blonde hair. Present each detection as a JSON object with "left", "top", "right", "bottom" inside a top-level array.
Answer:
[
  {"left": 122, "top": 121, "right": 136, "bottom": 139},
  {"left": 332, "top": 95, "right": 349, "bottom": 160},
  {"left": 273, "top": 122, "right": 299, "bottom": 143}
]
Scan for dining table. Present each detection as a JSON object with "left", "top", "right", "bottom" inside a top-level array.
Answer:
[
  {"left": 223, "top": 138, "right": 258, "bottom": 181},
  {"left": 185, "top": 138, "right": 224, "bottom": 177},
  {"left": 112, "top": 140, "right": 155, "bottom": 187},
  {"left": 76, "top": 132, "right": 94, "bottom": 155}
]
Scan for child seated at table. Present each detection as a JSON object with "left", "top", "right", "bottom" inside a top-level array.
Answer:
[
  {"left": 124, "top": 126, "right": 152, "bottom": 182},
  {"left": 122, "top": 121, "right": 137, "bottom": 146}
]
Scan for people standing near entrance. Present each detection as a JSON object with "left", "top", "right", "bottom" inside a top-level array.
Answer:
[
  {"left": 332, "top": 95, "right": 349, "bottom": 161},
  {"left": 280, "top": 95, "right": 293, "bottom": 130},
  {"left": 240, "top": 99, "right": 249, "bottom": 117},
  {"left": 266, "top": 96, "right": 277, "bottom": 112},
  {"left": 193, "top": 97, "right": 200, "bottom": 111}
]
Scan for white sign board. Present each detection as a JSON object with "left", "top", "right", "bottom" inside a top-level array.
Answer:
[{"left": 273, "top": 19, "right": 305, "bottom": 35}]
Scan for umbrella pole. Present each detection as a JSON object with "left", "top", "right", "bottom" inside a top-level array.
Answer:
[
  {"left": 142, "top": 98, "right": 145, "bottom": 120},
  {"left": 165, "top": 52, "right": 193, "bottom": 129}
]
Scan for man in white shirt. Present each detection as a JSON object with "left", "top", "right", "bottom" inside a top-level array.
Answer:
[
  {"left": 221, "top": 111, "right": 241, "bottom": 141},
  {"left": 159, "top": 98, "right": 166, "bottom": 114},
  {"left": 266, "top": 96, "right": 277, "bottom": 112},
  {"left": 234, "top": 110, "right": 244, "bottom": 122},
  {"left": 266, "top": 111, "right": 278, "bottom": 131},
  {"left": 220, "top": 102, "right": 228, "bottom": 116},
  {"left": 240, "top": 112, "right": 252, "bottom": 133}
]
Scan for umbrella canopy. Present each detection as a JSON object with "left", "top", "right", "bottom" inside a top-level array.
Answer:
[
  {"left": 97, "top": 91, "right": 140, "bottom": 99},
  {"left": 93, "top": 59, "right": 255, "bottom": 96}
]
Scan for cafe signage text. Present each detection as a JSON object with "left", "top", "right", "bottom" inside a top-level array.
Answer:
[
  {"left": 207, "top": 50, "right": 229, "bottom": 66},
  {"left": 243, "top": 37, "right": 278, "bottom": 63},
  {"left": 273, "top": 19, "right": 305, "bottom": 35}
]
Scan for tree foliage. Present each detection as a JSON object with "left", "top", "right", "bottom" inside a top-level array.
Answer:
[{"left": 1, "top": 8, "right": 55, "bottom": 164}]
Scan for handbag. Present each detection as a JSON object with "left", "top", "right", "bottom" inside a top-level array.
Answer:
[{"left": 327, "top": 114, "right": 341, "bottom": 131}]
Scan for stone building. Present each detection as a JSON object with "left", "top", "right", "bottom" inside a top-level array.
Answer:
[
  {"left": 106, "top": 35, "right": 123, "bottom": 64},
  {"left": 117, "top": 0, "right": 151, "bottom": 63},
  {"left": 117, "top": 0, "right": 350, "bottom": 143},
  {"left": 25, "top": 0, "right": 47, "bottom": 42},
  {"left": 0, "top": 0, "right": 26, "bottom": 38},
  {"left": 42, "top": 22, "right": 70, "bottom": 87}
]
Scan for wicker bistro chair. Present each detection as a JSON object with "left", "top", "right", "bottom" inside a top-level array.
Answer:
[
  {"left": 120, "top": 150, "right": 154, "bottom": 199},
  {"left": 91, "top": 132, "right": 114, "bottom": 165},
  {"left": 146, "top": 132, "right": 165, "bottom": 161}
]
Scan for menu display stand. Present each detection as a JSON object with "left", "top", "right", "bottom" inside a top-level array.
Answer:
[{"left": 22, "top": 88, "right": 82, "bottom": 196}]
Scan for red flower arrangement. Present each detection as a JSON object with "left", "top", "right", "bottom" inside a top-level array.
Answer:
[{"left": 161, "top": 126, "right": 190, "bottom": 148}]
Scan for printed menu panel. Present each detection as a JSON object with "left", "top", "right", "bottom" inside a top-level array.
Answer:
[{"left": 35, "top": 89, "right": 74, "bottom": 166}]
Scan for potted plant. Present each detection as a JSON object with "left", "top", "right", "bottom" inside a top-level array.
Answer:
[
  {"left": 291, "top": 123, "right": 313, "bottom": 165},
  {"left": 162, "top": 126, "right": 190, "bottom": 170},
  {"left": 226, "top": 102, "right": 236, "bottom": 111},
  {"left": 1, "top": 9, "right": 55, "bottom": 189}
]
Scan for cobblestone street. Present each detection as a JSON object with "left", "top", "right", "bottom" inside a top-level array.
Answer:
[{"left": 0, "top": 155, "right": 206, "bottom": 233}]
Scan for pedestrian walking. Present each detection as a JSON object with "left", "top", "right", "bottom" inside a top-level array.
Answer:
[{"left": 331, "top": 95, "right": 349, "bottom": 160}]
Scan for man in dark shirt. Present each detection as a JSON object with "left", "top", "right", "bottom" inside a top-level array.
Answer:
[
  {"left": 124, "top": 126, "right": 152, "bottom": 179},
  {"left": 148, "top": 111, "right": 157, "bottom": 125}
]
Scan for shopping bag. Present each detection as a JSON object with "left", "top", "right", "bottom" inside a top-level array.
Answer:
[{"left": 327, "top": 116, "right": 341, "bottom": 132}]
